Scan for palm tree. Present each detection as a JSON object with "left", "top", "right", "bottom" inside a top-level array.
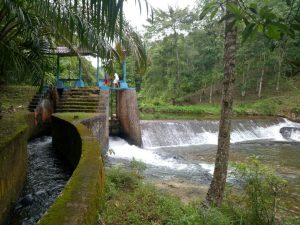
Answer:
[{"left": 0, "top": 0, "right": 148, "bottom": 85}]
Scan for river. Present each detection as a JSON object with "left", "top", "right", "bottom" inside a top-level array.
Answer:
[{"left": 108, "top": 117, "right": 300, "bottom": 215}]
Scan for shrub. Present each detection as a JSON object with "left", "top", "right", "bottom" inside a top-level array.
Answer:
[
  {"left": 253, "top": 100, "right": 279, "bottom": 115},
  {"left": 224, "top": 157, "right": 287, "bottom": 225},
  {"left": 101, "top": 166, "right": 239, "bottom": 225}
]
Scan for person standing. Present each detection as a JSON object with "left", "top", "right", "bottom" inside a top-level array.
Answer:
[
  {"left": 113, "top": 73, "right": 119, "bottom": 88},
  {"left": 104, "top": 73, "right": 109, "bottom": 85}
]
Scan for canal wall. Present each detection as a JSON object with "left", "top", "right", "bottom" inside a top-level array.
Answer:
[
  {"left": 0, "top": 124, "right": 28, "bottom": 225},
  {"left": 117, "top": 89, "right": 142, "bottom": 146},
  {"left": 0, "top": 112, "right": 46, "bottom": 225},
  {"left": 37, "top": 115, "right": 104, "bottom": 225}
]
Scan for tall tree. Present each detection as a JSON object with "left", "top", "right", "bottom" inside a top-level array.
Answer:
[
  {"left": 205, "top": 0, "right": 238, "bottom": 207},
  {"left": 144, "top": 6, "right": 192, "bottom": 95}
]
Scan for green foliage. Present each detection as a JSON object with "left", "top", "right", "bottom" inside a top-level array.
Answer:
[
  {"left": 101, "top": 160, "right": 294, "bottom": 225},
  {"left": 140, "top": 0, "right": 300, "bottom": 105},
  {"left": 130, "top": 158, "right": 147, "bottom": 175},
  {"left": 252, "top": 100, "right": 280, "bottom": 115},
  {"left": 101, "top": 166, "right": 234, "bottom": 225},
  {"left": 224, "top": 157, "right": 287, "bottom": 225},
  {"left": 139, "top": 102, "right": 221, "bottom": 115}
]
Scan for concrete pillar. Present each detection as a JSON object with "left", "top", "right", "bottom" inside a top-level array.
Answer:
[
  {"left": 117, "top": 89, "right": 142, "bottom": 146},
  {"left": 100, "top": 90, "right": 109, "bottom": 152},
  {"left": 80, "top": 90, "right": 109, "bottom": 154}
]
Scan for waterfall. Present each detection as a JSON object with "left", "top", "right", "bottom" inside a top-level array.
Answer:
[
  {"left": 141, "top": 118, "right": 300, "bottom": 149},
  {"left": 108, "top": 118, "right": 300, "bottom": 179}
]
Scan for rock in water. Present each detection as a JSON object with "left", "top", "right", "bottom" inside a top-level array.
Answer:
[{"left": 280, "top": 127, "right": 300, "bottom": 139}]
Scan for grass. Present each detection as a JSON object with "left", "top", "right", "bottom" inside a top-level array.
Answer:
[
  {"left": 0, "top": 85, "right": 37, "bottom": 110},
  {"left": 139, "top": 90, "right": 300, "bottom": 119},
  {"left": 99, "top": 162, "right": 300, "bottom": 225},
  {"left": 139, "top": 103, "right": 221, "bottom": 117},
  {"left": 0, "top": 85, "right": 38, "bottom": 148},
  {"left": 100, "top": 166, "right": 209, "bottom": 225}
]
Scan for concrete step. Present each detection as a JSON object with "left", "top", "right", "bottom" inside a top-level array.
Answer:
[
  {"left": 56, "top": 109, "right": 102, "bottom": 113},
  {"left": 62, "top": 92, "right": 100, "bottom": 97},
  {"left": 57, "top": 106, "right": 105, "bottom": 110},
  {"left": 59, "top": 102, "right": 100, "bottom": 106},
  {"left": 57, "top": 102, "right": 101, "bottom": 107},
  {"left": 27, "top": 107, "right": 36, "bottom": 112},
  {"left": 60, "top": 95, "right": 100, "bottom": 100},
  {"left": 68, "top": 88, "right": 99, "bottom": 91},
  {"left": 28, "top": 102, "right": 39, "bottom": 107},
  {"left": 30, "top": 99, "right": 40, "bottom": 104}
]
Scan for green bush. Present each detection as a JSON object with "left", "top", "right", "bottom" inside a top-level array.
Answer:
[
  {"left": 101, "top": 166, "right": 237, "bottom": 225},
  {"left": 224, "top": 157, "right": 287, "bottom": 225},
  {"left": 252, "top": 100, "right": 279, "bottom": 115},
  {"left": 130, "top": 158, "right": 147, "bottom": 176},
  {"left": 101, "top": 160, "right": 292, "bottom": 225}
]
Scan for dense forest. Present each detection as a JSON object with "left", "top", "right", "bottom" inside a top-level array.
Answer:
[{"left": 132, "top": 0, "right": 300, "bottom": 105}]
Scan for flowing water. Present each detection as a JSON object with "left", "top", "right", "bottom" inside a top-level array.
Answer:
[
  {"left": 108, "top": 118, "right": 300, "bottom": 214},
  {"left": 9, "top": 136, "right": 72, "bottom": 225}
]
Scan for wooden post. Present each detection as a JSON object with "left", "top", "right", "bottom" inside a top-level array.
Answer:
[
  {"left": 96, "top": 56, "right": 99, "bottom": 83},
  {"left": 57, "top": 55, "right": 60, "bottom": 80}
]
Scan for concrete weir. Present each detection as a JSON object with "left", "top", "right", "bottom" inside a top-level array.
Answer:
[{"left": 116, "top": 89, "right": 142, "bottom": 147}]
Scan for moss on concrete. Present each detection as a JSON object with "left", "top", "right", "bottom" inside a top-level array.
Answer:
[
  {"left": 54, "top": 112, "right": 99, "bottom": 123},
  {"left": 0, "top": 85, "right": 38, "bottom": 148},
  {"left": 0, "top": 86, "right": 40, "bottom": 225},
  {"left": 0, "top": 85, "right": 38, "bottom": 110},
  {"left": 0, "top": 113, "right": 28, "bottom": 148},
  {"left": 38, "top": 114, "right": 105, "bottom": 225},
  {"left": 0, "top": 117, "right": 28, "bottom": 225}
]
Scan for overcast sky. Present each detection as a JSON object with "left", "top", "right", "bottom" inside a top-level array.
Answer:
[{"left": 124, "top": 0, "right": 196, "bottom": 31}]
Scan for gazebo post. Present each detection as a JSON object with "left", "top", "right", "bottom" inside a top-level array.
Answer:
[
  {"left": 123, "top": 49, "right": 127, "bottom": 83},
  {"left": 96, "top": 56, "right": 99, "bottom": 83},
  {"left": 57, "top": 55, "right": 60, "bottom": 80},
  {"left": 120, "top": 49, "right": 128, "bottom": 89},
  {"left": 75, "top": 57, "right": 85, "bottom": 87},
  {"left": 56, "top": 54, "right": 65, "bottom": 89},
  {"left": 79, "top": 58, "right": 83, "bottom": 80}
]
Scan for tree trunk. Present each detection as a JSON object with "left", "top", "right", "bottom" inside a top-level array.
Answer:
[
  {"left": 241, "top": 62, "right": 250, "bottom": 98},
  {"left": 258, "top": 54, "right": 265, "bottom": 98},
  {"left": 209, "top": 84, "right": 213, "bottom": 104},
  {"left": 241, "top": 70, "right": 245, "bottom": 97},
  {"left": 205, "top": 0, "right": 237, "bottom": 207},
  {"left": 200, "top": 90, "right": 202, "bottom": 103},
  {"left": 276, "top": 51, "right": 282, "bottom": 92}
]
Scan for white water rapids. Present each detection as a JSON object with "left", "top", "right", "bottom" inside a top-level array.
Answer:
[
  {"left": 141, "top": 118, "right": 300, "bottom": 148},
  {"left": 109, "top": 118, "right": 300, "bottom": 175}
]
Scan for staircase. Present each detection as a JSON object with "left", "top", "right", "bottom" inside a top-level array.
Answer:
[
  {"left": 28, "top": 87, "right": 49, "bottom": 112},
  {"left": 56, "top": 88, "right": 106, "bottom": 113}
]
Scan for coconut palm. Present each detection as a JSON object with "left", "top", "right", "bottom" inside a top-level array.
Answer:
[{"left": 0, "top": 0, "right": 148, "bottom": 85}]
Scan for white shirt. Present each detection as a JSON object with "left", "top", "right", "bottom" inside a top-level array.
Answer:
[{"left": 113, "top": 73, "right": 119, "bottom": 83}]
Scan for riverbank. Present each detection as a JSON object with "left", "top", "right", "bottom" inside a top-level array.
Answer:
[
  {"left": 100, "top": 164, "right": 300, "bottom": 225},
  {"left": 139, "top": 92, "right": 300, "bottom": 122}
]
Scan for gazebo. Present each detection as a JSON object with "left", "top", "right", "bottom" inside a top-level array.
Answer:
[{"left": 50, "top": 46, "right": 129, "bottom": 90}]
